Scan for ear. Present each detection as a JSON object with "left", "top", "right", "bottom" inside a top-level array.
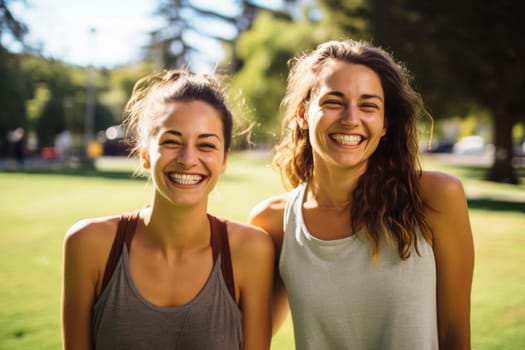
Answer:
[
  {"left": 381, "top": 115, "right": 388, "bottom": 136},
  {"left": 221, "top": 149, "right": 229, "bottom": 174},
  {"left": 296, "top": 103, "right": 309, "bottom": 130},
  {"left": 140, "top": 147, "right": 151, "bottom": 170}
]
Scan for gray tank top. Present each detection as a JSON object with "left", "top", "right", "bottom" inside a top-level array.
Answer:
[
  {"left": 92, "top": 213, "right": 243, "bottom": 349},
  {"left": 281, "top": 183, "right": 438, "bottom": 350}
]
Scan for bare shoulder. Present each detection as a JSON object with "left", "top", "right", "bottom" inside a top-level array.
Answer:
[
  {"left": 225, "top": 220, "right": 274, "bottom": 258},
  {"left": 248, "top": 193, "right": 290, "bottom": 238},
  {"left": 63, "top": 215, "right": 122, "bottom": 273},
  {"left": 63, "top": 215, "right": 123, "bottom": 296},
  {"left": 419, "top": 170, "right": 467, "bottom": 210},
  {"left": 65, "top": 215, "right": 120, "bottom": 247}
]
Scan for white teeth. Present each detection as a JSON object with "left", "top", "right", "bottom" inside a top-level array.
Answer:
[
  {"left": 332, "top": 134, "right": 362, "bottom": 146},
  {"left": 169, "top": 173, "right": 203, "bottom": 185}
]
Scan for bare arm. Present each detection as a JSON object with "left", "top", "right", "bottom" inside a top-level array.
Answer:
[
  {"left": 230, "top": 223, "right": 274, "bottom": 350},
  {"left": 422, "top": 172, "right": 474, "bottom": 350},
  {"left": 248, "top": 196, "right": 290, "bottom": 336},
  {"left": 62, "top": 219, "right": 115, "bottom": 350}
]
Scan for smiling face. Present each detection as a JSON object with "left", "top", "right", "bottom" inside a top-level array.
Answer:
[
  {"left": 300, "top": 60, "right": 387, "bottom": 174},
  {"left": 141, "top": 100, "right": 227, "bottom": 208}
]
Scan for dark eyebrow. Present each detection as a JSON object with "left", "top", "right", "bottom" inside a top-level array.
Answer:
[
  {"left": 165, "top": 130, "right": 182, "bottom": 137},
  {"left": 323, "top": 91, "right": 345, "bottom": 98},
  {"left": 164, "top": 130, "right": 222, "bottom": 141},
  {"left": 199, "top": 133, "right": 222, "bottom": 141},
  {"left": 322, "top": 91, "right": 383, "bottom": 103},
  {"left": 362, "top": 94, "right": 384, "bottom": 102}
]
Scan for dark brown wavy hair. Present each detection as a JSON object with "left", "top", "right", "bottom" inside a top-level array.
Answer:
[{"left": 274, "top": 39, "right": 432, "bottom": 260}]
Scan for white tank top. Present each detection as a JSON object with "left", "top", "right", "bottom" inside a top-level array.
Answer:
[{"left": 281, "top": 183, "right": 438, "bottom": 350}]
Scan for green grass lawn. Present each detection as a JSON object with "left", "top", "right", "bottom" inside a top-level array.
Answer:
[{"left": 0, "top": 153, "right": 523, "bottom": 349}]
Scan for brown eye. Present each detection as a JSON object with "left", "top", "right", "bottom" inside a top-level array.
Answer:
[
  {"left": 323, "top": 100, "right": 343, "bottom": 108},
  {"left": 199, "top": 143, "right": 217, "bottom": 150},
  {"left": 160, "top": 139, "right": 180, "bottom": 146},
  {"left": 361, "top": 103, "right": 378, "bottom": 110}
]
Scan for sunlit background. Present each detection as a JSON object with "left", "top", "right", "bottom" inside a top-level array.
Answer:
[
  {"left": 1, "top": 0, "right": 523, "bottom": 184},
  {"left": 0, "top": 1, "right": 524, "bottom": 349},
  {"left": 7, "top": 0, "right": 293, "bottom": 69}
]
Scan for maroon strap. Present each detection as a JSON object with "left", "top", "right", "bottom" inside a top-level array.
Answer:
[
  {"left": 101, "top": 211, "right": 139, "bottom": 293},
  {"left": 101, "top": 212, "right": 234, "bottom": 299},
  {"left": 208, "top": 214, "right": 235, "bottom": 300}
]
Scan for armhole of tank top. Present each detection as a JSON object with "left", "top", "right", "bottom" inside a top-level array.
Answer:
[
  {"left": 100, "top": 211, "right": 139, "bottom": 293},
  {"left": 280, "top": 184, "right": 305, "bottom": 271},
  {"left": 208, "top": 214, "right": 235, "bottom": 300}
]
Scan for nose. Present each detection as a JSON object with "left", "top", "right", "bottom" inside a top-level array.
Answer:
[
  {"left": 176, "top": 145, "right": 198, "bottom": 168},
  {"left": 340, "top": 105, "right": 360, "bottom": 126}
]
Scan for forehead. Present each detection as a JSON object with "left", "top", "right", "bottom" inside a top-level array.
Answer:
[
  {"left": 158, "top": 100, "right": 224, "bottom": 132},
  {"left": 314, "top": 59, "right": 384, "bottom": 98}
]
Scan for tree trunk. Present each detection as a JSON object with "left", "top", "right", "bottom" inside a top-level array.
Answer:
[{"left": 486, "top": 109, "right": 518, "bottom": 184}]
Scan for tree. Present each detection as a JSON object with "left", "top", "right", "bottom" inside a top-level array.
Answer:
[
  {"left": 0, "top": 0, "right": 27, "bottom": 49},
  {"left": 319, "top": 0, "right": 524, "bottom": 183},
  {"left": 0, "top": 50, "right": 31, "bottom": 156},
  {"left": 148, "top": 0, "right": 298, "bottom": 71},
  {"left": 0, "top": 0, "right": 29, "bottom": 156},
  {"left": 20, "top": 56, "right": 119, "bottom": 153},
  {"left": 231, "top": 10, "right": 337, "bottom": 145}
]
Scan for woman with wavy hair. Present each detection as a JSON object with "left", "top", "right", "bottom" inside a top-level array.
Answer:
[{"left": 250, "top": 39, "right": 473, "bottom": 350}]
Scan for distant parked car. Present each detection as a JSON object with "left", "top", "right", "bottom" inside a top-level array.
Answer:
[
  {"left": 428, "top": 139, "right": 454, "bottom": 153},
  {"left": 453, "top": 136, "right": 486, "bottom": 154},
  {"left": 514, "top": 141, "right": 525, "bottom": 157},
  {"left": 41, "top": 147, "right": 58, "bottom": 159},
  {"left": 102, "top": 125, "right": 130, "bottom": 156}
]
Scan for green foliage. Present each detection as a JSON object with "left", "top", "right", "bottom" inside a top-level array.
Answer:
[
  {"left": 101, "top": 62, "right": 156, "bottom": 122},
  {"left": 0, "top": 52, "right": 154, "bottom": 156},
  {"left": 231, "top": 11, "right": 337, "bottom": 145},
  {"left": 318, "top": 0, "right": 524, "bottom": 117},
  {"left": 20, "top": 57, "right": 85, "bottom": 148},
  {"left": 514, "top": 123, "right": 524, "bottom": 142},
  {"left": 25, "top": 84, "right": 51, "bottom": 124},
  {"left": 317, "top": 0, "right": 524, "bottom": 182},
  {"left": 0, "top": 49, "right": 31, "bottom": 155}
]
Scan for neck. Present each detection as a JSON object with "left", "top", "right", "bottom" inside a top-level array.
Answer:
[
  {"left": 306, "top": 182, "right": 353, "bottom": 211},
  {"left": 308, "top": 164, "right": 365, "bottom": 210},
  {"left": 141, "top": 201, "right": 210, "bottom": 251}
]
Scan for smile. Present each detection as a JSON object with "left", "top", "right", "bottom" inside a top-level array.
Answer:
[
  {"left": 168, "top": 173, "right": 203, "bottom": 185},
  {"left": 330, "top": 133, "right": 363, "bottom": 146}
]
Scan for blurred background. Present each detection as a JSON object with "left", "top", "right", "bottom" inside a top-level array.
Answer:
[
  {"left": 0, "top": 2, "right": 524, "bottom": 349},
  {"left": 0, "top": 0, "right": 524, "bottom": 183}
]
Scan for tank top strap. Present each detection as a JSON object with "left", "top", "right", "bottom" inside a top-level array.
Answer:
[
  {"left": 208, "top": 214, "right": 235, "bottom": 300},
  {"left": 101, "top": 211, "right": 140, "bottom": 293}
]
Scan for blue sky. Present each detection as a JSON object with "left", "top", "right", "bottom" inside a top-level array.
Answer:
[
  {"left": 10, "top": 0, "right": 162, "bottom": 67},
  {"left": 10, "top": 0, "right": 285, "bottom": 69}
]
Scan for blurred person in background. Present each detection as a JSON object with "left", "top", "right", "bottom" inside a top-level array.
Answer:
[
  {"left": 250, "top": 39, "right": 474, "bottom": 350},
  {"left": 8, "top": 127, "right": 25, "bottom": 167},
  {"left": 62, "top": 69, "right": 274, "bottom": 350}
]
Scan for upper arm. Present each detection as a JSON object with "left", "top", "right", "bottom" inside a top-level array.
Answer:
[
  {"left": 62, "top": 219, "right": 114, "bottom": 350},
  {"left": 421, "top": 172, "right": 474, "bottom": 350},
  {"left": 230, "top": 224, "right": 274, "bottom": 350},
  {"left": 248, "top": 195, "right": 290, "bottom": 335}
]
